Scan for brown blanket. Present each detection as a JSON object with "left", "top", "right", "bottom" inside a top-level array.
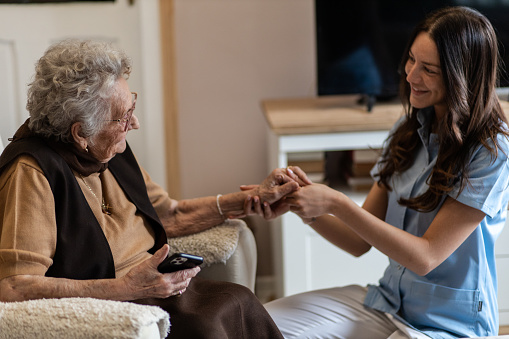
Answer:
[{"left": 135, "top": 277, "right": 283, "bottom": 339}]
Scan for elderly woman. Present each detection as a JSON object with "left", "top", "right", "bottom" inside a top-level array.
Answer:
[{"left": 0, "top": 40, "right": 299, "bottom": 338}]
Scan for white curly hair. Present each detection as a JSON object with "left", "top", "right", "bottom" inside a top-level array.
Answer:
[{"left": 27, "top": 39, "right": 132, "bottom": 143}]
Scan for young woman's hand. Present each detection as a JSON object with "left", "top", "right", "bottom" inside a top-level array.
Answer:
[
  {"left": 284, "top": 183, "right": 336, "bottom": 219},
  {"left": 238, "top": 166, "right": 313, "bottom": 220}
]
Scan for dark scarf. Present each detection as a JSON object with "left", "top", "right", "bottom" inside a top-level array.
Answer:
[{"left": 10, "top": 119, "right": 108, "bottom": 176}]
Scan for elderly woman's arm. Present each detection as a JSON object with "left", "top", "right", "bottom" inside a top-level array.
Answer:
[
  {"left": 0, "top": 244, "right": 199, "bottom": 302},
  {"left": 0, "top": 157, "right": 197, "bottom": 302},
  {"left": 145, "top": 168, "right": 302, "bottom": 237}
]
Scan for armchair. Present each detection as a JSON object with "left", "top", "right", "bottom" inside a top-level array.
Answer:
[
  {"left": 168, "top": 218, "right": 257, "bottom": 291},
  {"left": 0, "top": 133, "right": 258, "bottom": 338}
]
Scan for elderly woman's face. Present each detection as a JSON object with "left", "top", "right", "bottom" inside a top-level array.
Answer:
[{"left": 88, "top": 77, "right": 138, "bottom": 163}]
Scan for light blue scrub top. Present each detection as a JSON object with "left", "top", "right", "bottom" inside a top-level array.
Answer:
[{"left": 365, "top": 107, "right": 509, "bottom": 338}]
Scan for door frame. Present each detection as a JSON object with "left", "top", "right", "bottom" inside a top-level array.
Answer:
[{"left": 159, "top": 0, "right": 181, "bottom": 199}]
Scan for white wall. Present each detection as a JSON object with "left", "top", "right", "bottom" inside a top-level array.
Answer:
[
  {"left": 174, "top": 0, "right": 314, "bottom": 198},
  {"left": 173, "top": 0, "right": 315, "bottom": 276},
  {"left": 0, "top": 0, "right": 315, "bottom": 280}
]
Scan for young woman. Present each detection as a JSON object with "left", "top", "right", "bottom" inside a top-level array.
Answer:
[{"left": 256, "top": 7, "right": 509, "bottom": 338}]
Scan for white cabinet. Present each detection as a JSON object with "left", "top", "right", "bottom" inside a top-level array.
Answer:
[
  {"left": 263, "top": 95, "right": 509, "bottom": 325},
  {"left": 267, "top": 130, "right": 392, "bottom": 297},
  {"left": 273, "top": 211, "right": 388, "bottom": 296},
  {"left": 263, "top": 95, "right": 401, "bottom": 298}
]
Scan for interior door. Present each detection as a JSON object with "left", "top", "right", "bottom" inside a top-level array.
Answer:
[{"left": 0, "top": 1, "right": 167, "bottom": 187}]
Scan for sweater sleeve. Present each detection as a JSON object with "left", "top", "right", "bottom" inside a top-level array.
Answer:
[
  {"left": 139, "top": 165, "right": 177, "bottom": 225},
  {"left": 0, "top": 155, "right": 56, "bottom": 279}
]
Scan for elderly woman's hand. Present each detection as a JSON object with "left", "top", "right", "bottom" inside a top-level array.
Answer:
[
  {"left": 238, "top": 166, "right": 313, "bottom": 220},
  {"left": 241, "top": 194, "right": 291, "bottom": 220},
  {"left": 251, "top": 166, "right": 312, "bottom": 204},
  {"left": 122, "top": 244, "right": 199, "bottom": 300}
]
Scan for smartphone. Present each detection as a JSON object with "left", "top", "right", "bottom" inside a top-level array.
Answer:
[{"left": 157, "top": 252, "right": 204, "bottom": 273}]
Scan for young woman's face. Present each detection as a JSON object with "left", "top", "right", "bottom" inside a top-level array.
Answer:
[{"left": 405, "top": 32, "right": 447, "bottom": 118}]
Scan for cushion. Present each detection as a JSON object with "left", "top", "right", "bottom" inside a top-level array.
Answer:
[
  {"left": 0, "top": 297, "right": 170, "bottom": 339},
  {"left": 167, "top": 219, "right": 245, "bottom": 266}
]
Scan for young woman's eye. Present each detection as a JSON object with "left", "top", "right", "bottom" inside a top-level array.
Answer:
[{"left": 424, "top": 67, "right": 438, "bottom": 75}]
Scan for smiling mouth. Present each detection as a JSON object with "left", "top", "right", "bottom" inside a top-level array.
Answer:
[{"left": 411, "top": 87, "right": 428, "bottom": 95}]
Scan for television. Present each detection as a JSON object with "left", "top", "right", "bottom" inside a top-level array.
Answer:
[{"left": 315, "top": 0, "right": 509, "bottom": 111}]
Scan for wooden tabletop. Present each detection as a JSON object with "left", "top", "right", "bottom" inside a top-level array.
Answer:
[
  {"left": 261, "top": 95, "right": 404, "bottom": 135},
  {"left": 262, "top": 95, "right": 509, "bottom": 135}
]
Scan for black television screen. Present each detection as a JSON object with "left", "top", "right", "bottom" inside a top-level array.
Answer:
[{"left": 316, "top": 1, "right": 509, "bottom": 104}]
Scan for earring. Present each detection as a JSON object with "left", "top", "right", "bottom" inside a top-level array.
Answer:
[{"left": 85, "top": 147, "right": 89, "bottom": 153}]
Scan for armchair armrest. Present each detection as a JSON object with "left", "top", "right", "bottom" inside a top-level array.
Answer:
[
  {"left": 167, "top": 219, "right": 257, "bottom": 291},
  {"left": 0, "top": 297, "right": 170, "bottom": 339}
]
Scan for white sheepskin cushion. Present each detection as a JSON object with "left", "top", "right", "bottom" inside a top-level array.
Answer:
[
  {"left": 0, "top": 297, "right": 170, "bottom": 339},
  {"left": 167, "top": 219, "right": 245, "bottom": 266}
]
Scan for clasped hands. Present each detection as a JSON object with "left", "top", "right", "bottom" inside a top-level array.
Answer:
[{"left": 240, "top": 166, "right": 317, "bottom": 221}]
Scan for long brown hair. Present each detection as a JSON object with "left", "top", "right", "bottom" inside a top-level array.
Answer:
[{"left": 377, "top": 6, "right": 509, "bottom": 212}]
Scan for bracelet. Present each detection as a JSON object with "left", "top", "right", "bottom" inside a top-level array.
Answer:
[{"left": 216, "top": 194, "right": 224, "bottom": 218}]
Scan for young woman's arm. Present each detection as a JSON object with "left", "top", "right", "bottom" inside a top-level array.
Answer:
[
  {"left": 301, "top": 182, "right": 389, "bottom": 257},
  {"left": 287, "top": 182, "right": 485, "bottom": 276}
]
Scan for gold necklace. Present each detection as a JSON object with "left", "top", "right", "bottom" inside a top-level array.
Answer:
[{"left": 78, "top": 173, "right": 112, "bottom": 215}]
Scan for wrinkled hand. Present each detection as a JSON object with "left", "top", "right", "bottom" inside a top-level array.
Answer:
[
  {"left": 249, "top": 166, "right": 312, "bottom": 203},
  {"left": 246, "top": 168, "right": 298, "bottom": 205},
  {"left": 122, "top": 244, "right": 200, "bottom": 300},
  {"left": 239, "top": 194, "right": 291, "bottom": 220},
  {"left": 239, "top": 166, "right": 313, "bottom": 220}
]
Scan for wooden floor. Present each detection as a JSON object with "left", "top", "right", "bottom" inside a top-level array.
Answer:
[{"left": 500, "top": 325, "right": 509, "bottom": 335}]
